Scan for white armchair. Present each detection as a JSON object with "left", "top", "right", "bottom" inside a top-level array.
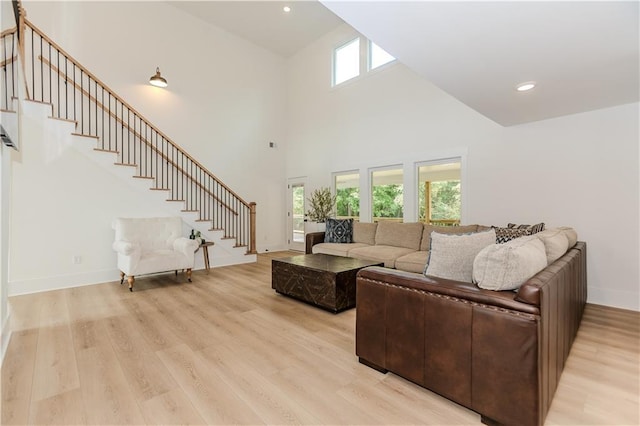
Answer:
[{"left": 112, "top": 217, "right": 200, "bottom": 291}]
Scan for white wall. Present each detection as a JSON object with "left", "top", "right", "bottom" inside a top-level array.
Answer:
[
  {"left": 285, "top": 24, "right": 640, "bottom": 311},
  {"left": 0, "top": 0, "right": 17, "bottom": 365},
  {"left": 23, "top": 0, "right": 288, "bottom": 253}
]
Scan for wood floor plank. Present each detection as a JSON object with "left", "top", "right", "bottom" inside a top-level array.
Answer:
[
  {"left": 199, "top": 344, "right": 322, "bottom": 424},
  {"left": 3, "top": 251, "right": 639, "bottom": 425},
  {"left": 74, "top": 322, "right": 146, "bottom": 425},
  {"left": 103, "top": 315, "right": 179, "bottom": 402},
  {"left": 156, "top": 343, "right": 263, "bottom": 424},
  {"left": 1, "top": 329, "right": 39, "bottom": 425},
  {"left": 139, "top": 388, "right": 206, "bottom": 425},
  {"left": 30, "top": 324, "right": 80, "bottom": 402},
  {"left": 28, "top": 388, "right": 87, "bottom": 425}
]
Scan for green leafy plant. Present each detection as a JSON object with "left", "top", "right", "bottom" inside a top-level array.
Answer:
[{"left": 307, "top": 187, "right": 336, "bottom": 222}]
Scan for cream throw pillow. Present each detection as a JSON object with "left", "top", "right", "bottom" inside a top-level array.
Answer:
[
  {"left": 473, "top": 236, "right": 547, "bottom": 291},
  {"left": 536, "top": 228, "right": 570, "bottom": 264},
  {"left": 424, "top": 229, "right": 496, "bottom": 282}
]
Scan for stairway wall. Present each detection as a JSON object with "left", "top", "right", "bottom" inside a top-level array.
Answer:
[
  {"left": 9, "top": 100, "right": 229, "bottom": 295},
  {"left": 22, "top": 0, "right": 289, "bottom": 254}
]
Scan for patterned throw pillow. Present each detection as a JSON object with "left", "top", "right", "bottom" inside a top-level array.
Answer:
[
  {"left": 324, "top": 218, "right": 353, "bottom": 243},
  {"left": 507, "top": 222, "right": 545, "bottom": 234},
  {"left": 493, "top": 226, "right": 530, "bottom": 244}
]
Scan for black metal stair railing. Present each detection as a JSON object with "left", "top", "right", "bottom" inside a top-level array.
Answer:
[
  {"left": 0, "top": 27, "right": 18, "bottom": 111},
  {"left": 3, "top": 17, "right": 256, "bottom": 253}
]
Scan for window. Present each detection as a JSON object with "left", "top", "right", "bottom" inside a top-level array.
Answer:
[
  {"left": 333, "top": 37, "right": 395, "bottom": 87},
  {"left": 371, "top": 167, "right": 403, "bottom": 222},
  {"left": 333, "top": 38, "right": 360, "bottom": 86},
  {"left": 369, "top": 41, "right": 395, "bottom": 70},
  {"left": 417, "top": 160, "right": 461, "bottom": 226},
  {"left": 334, "top": 172, "right": 360, "bottom": 220}
]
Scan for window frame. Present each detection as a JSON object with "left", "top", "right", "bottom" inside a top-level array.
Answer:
[
  {"left": 332, "top": 37, "right": 361, "bottom": 87},
  {"left": 369, "top": 165, "right": 404, "bottom": 223}
]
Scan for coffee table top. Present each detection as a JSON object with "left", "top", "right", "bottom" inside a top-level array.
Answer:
[{"left": 273, "top": 253, "right": 382, "bottom": 274}]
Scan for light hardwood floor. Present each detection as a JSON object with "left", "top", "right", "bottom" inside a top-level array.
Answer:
[{"left": 2, "top": 251, "right": 639, "bottom": 425}]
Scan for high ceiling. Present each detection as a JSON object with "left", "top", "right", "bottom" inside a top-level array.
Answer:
[
  {"left": 169, "top": 1, "right": 639, "bottom": 127},
  {"left": 167, "top": 0, "right": 344, "bottom": 57}
]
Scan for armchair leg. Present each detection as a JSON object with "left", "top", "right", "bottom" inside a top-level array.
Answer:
[
  {"left": 127, "top": 276, "right": 135, "bottom": 292},
  {"left": 187, "top": 269, "right": 192, "bottom": 282},
  {"left": 119, "top": 271, "right": 125, "bottom": 285}
]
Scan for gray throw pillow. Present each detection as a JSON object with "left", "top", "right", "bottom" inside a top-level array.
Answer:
[
  {"left": 324, "top": 218, "right": 353, "bottom": 243},
  {"left": 424, "top": 229, "right": 496, "bottom": 282}
]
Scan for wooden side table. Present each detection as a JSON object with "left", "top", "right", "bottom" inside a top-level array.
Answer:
[{"left": 200, "top": 242, "right": 215, "bottom": 272}]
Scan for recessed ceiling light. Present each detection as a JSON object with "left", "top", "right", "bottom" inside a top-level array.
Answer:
[
  {"left": 283, "top": 6, "right": 291, "bottom": 13},
  {"left": 516, "top": 81, "right": 536, "bottom": 92}
]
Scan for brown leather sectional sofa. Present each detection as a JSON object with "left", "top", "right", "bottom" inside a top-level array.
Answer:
[{"left": 306, "top": 228, "right": 587, "bottom": 425}]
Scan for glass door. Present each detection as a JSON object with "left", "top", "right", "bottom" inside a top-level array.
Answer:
[{"left": 287, "top": 179, "right": 306, "bottom": 251}]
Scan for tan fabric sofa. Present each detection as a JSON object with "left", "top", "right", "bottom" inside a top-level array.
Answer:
[{"left": 306, "top": 221, "right": 484, "bottom": 273}]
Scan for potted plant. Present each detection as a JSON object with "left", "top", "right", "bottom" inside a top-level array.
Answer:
[{"left": 307, "top": 187, "right": 336, "bottom": 231}]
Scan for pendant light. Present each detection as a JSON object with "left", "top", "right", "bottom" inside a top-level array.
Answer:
[{"left": 149, "top": 67, "right": 168, "bottom": 88}]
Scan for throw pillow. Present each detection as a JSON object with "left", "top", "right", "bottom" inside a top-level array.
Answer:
[
  {"left": 473, "top": 235, "right": 548, "bottom": 291},
  {"left": 507, "top": 222, "right": 546, "bottom": 234},
  {"left": 424, "top": 229, "right": 496, "bottom": 282},
  {"left": 324, "top": 218, "right": 353, "bottom": 243},
  {"left": 535, "top": 228, "right": 570, "bottom": 264},
  {"left": 558, "top": 226, "right": 578, "bottom": 248},
  {"left": 493, "top": 226, "right": 530, "bottom": 244}
]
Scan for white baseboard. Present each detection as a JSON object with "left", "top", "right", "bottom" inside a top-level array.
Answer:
[
  {"left": 588, "top": 286, "right": 640, "bottom": 312},
  {"left": 8, "top": 269, "right": 120, "bottom": 296}
]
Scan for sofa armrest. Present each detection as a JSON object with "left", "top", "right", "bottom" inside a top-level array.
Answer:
[
  {"left": 112, "top": 240, "right": 139, "bottom": 256},
  {"left": 305, "top": 232, "right": 326, "bottom": 254},
  {"left": 173, "top": 237, "right": 200, "bottom": 257}
]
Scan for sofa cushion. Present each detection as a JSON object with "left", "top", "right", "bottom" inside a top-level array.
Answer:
[
  {"left": 395, "top": 251, "right": 429, "bottom": 273},
  {"left": 348, "top": 245, "right": 415, "bottom": 268},
  {"left": 375, "top": 222, "right": 424, "bottom": 250},
  {"left": 353, "top": 222, "right": 378, "bottom": 245},
  {"left": 424, "top": 229, "right": 496, "bottom": 282},
  {"left": 536, "top": 228, "right": 570, "bottom": 264},
  {"left": 493, "top": 226, "right": 530, "bottom": 244},
  {"left": 312, "top": 242, "right": 368, "bottom": 257},
  {"left": 324, "top": 218, "right": 353, "bottom": 243},
  {"left": 473, "top": 235, "right": 548, "bottom": 291},
  {"left": 420, "top": 224, "right": 479, "bottom": 251}
]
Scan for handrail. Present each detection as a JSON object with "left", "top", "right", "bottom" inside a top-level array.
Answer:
[
  {"left": 26, "top": 19, "right": 249, "bottom": 208},
  {"left": 39, "top": 55, "right": 239, "bottom": 215},
  {"left": 17, "top": 17, "right": 257, "bottom": 253}
]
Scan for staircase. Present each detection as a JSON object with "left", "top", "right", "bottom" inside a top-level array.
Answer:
[{"left": 1, "top": 14, "right": 257, "bottom": 266}]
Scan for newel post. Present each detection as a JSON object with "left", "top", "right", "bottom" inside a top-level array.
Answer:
[{"left": 248, "top": 202, "right": 257, "bottom": 254}]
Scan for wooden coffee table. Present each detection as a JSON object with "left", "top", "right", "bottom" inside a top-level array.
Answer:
[{"left": 271, "top": 254, "right": 383, "bottom": 313}]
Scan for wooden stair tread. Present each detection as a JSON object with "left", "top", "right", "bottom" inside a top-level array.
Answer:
[
  {"left": 94, "top": 148, "right": 118, "bottom": 154},
  {"left": 132, "top": 175, "right": 154, "bottom": 180},
  {"left": 150, "top": 187, "right": 170, "bottom": 191},
  {"left": 114, "top": 162, "right": 137, "bottom": 167},
  {"left": 71, "top": 132, "right": 99, "bottom": 139}
]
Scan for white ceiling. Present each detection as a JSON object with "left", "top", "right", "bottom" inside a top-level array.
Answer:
[
  {"left": 168, "top": 1, "right": 639, "bottom": 127},
  {"left": 167, "top": 0, "right": 344, "bottom": 57}
]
